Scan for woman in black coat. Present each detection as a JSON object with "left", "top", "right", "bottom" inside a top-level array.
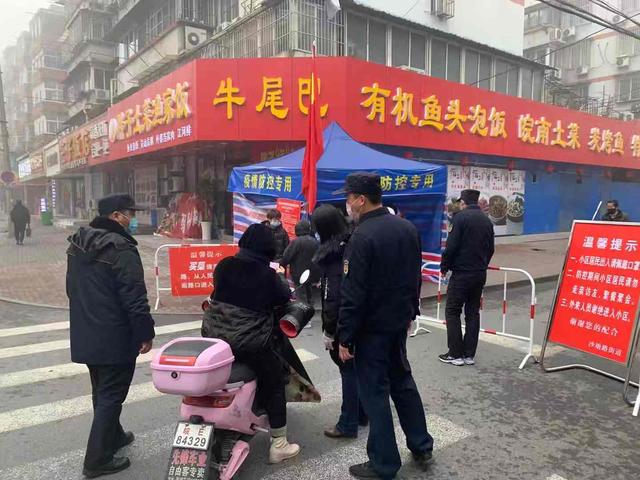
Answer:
[
  {"left": 311, "top": 205, "right": 367, "bottom": 439},
  {"left": 203, "top": 223, "right": 301, "bottom": 464}
]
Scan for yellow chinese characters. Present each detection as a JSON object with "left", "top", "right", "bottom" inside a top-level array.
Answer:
[
  {"left": 419, "top": 95, "right": 443, "bottom": 131},
  {"left": 256, "top": 77, "right": 289, "bottom": 119},
  {"left": 391, "top": 88, "right": 418, "bottom": 126},
  {"left": 298, "top": 77, "right": 329, "bottom": 117},
  {"left": 631, "top": 135, "right": 640, "bottom": 157},
  {"left": 380, "top": 174, "right": 436, "bottom": 192},
  {"left": 518, "top": 116, "right": 582, "bottom": 150},
  {"left": 361, "top": 83, "right": 391, "bottom": 123},
  {"left": 445, "top": 99, "right": 467, "bottom": 133},
  {"left": 588, "top": 127, "right": 625, "bottom": 155},
  {"left": 469, "top": 105, "right": 488, "bottom": 137},
  {"left": 243, "top": 174, "right": 293, "bottom": 193},
  {"left": 109, "top": 82, "right": 192, "bottom": 142},
  {"left": 213, "top": 77, "right": 246, "bottom": 120}
]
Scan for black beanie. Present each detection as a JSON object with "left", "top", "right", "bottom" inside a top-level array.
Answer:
[{"left": 238, "top": 224, "right": 277, "bottom": 260}]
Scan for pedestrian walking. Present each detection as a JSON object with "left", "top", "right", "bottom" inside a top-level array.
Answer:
[
  {"left": 311, "top": 205, "right": 368, "bottom": 440},
  {"left": 280, "top": 219, "right": 320, "bottom": 305},
  {"left": 439, "top": 189, "right": 495, "bottom": 367},
  {"left": 10, "top": 200, "right": 30, "bottom": 245},
  {"left": 337, "top": 173, "right": 434, "bottom": 479},
  {"left": 264, "top": 208, "right": 289, "bottom": 261},
  {"left": 66, "top": 194, "right": 155, "bottom": 478},
  {"left": 601, "top": 199, "right": 629, "bottom": 222}
]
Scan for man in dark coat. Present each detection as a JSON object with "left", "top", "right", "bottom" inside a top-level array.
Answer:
[
  {"left": 439, "top": 189, "right": 495, "bottom": 367},
  {"left": 280, "top": 220, "right": 320, "bottom": 305},
  {"left": 601, "top": 199, "right": 629, "bottom": 222},
  {"left": 66, "top": 194, "right": 155, "bottom": 478},
  {"left": 10, "top": 200, "right": 30, "bottom": 245},
  {"left": 337, "top": 173, "right": 434, "bottom": 479},
  {"left": 264, "top": 208, "right": 290, "bottom": 261}
]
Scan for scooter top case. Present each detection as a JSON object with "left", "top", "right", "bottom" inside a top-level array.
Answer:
[{"left": 151, "top": 337, "right": 234, "bottom": 397}]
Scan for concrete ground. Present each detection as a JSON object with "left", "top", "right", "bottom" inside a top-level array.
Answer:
[{"left": 1, "top": 285, "right": 639, "bottom": 480}]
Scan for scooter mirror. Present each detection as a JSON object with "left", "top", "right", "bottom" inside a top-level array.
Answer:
[{"left": 298, "top": 269, "right": 311, "bottom": 285}]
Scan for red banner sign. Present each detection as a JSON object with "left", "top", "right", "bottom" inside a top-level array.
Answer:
[
  {"left": 60, "top": 114, "right": 110, "bottom": 170},
  {"left": 168, "top": 244, "right": 239, "bottom": 297},
  {"left": 548, "top": 222, "right": 640, "bottom": 364},
  {"left": 107, "top": 57, "right": 640, "bottom": 170},
  {"left": 276, "top": 198, "right": 302, "bottom": 240}
]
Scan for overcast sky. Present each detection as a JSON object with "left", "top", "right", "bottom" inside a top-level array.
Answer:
[{"left": 0, "top": 0, "right": 54, "bottom": 53}]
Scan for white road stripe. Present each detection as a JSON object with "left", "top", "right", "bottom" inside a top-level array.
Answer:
[
  {"left": 546, "top": 475, "right": 568, "bottom": 480},
  {"left": 0, "top": 321, "right": 69, "bottom": 338},
  {"left": 0, "top": 348, "right": 319, "bottom": 433},
  {"left": 0, "top": 321, "right": 202, "bottom": 360}
]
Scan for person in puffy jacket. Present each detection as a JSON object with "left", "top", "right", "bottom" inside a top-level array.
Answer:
[
  {"left": 264, "top": 208, "right": 289, "bottom": 261},
  {"left": 202, "top": 223, "right": 300, "bottom": 464},
  {"left": 311, "top": 205, "right": 367, "bottom": 439},
  {"left": 280, "top": 220, "right": 320, "bottom": 305},
  {"left": 66, "top": 194, "right": 155, "bottom": 478}
]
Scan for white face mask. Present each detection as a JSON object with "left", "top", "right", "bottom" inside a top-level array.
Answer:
[
  {"left": 270, "top": 220, "right": 281, "bottom": 228},
  {"left": 346, "top": 196, "right": 363, "bottom": 222}
]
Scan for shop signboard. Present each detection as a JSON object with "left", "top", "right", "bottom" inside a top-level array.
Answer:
[
  {"left": 44, "top": 141, "right": 61, "bottom": 177},
  {"left": 168, "top": 244, "right": 239, "bottom": 297},
  {"left": 276, "top": 198, "right": 302, "bottom": 239},
  {"left": 18, "top": 151, "right": 45, "bottom": 181},
  {"left": 547, "top": 222, "right": 640, "bottom": 364},
  {"left": 60, "top": 114, "right": 110, "bottom": 171}
]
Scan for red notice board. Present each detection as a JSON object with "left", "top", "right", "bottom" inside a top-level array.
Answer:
[
  {"left": 276, "top": 198, "right": 302, "bottom": 240},
  {"left": 548, "top": 222, "right": 640, "bottom": 365},
  {"left": 168, "top": 245, "right": 239, "bottom": 297}
]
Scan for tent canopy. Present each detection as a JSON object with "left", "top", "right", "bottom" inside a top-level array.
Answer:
[{"left": 228, "top": 122, "right": 447, "bottom": 201}]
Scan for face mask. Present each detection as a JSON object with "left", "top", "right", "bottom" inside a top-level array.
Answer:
[
  {"left": 270, "top": 220, "right": 281, "bottom": 228},
  {"left": 347, "top": 196, "right": 364, "bottom": 222},
  {"left": 607, "top": 207, "right": 616, "bottom": 213},
  {"left": 129, "top": 216, "right": 138, "bottom": 234}
]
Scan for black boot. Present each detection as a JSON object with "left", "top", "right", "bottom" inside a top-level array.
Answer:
[{"left": 82, "top": 457, "right": 131, "bottom": 478}]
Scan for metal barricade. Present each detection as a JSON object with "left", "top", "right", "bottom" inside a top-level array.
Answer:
[
  {"left": 412, "top": 265, "right": 538, "bottom": 370},
  {"left": 154, "top": 243, "right": 188, "bottom": 311}
]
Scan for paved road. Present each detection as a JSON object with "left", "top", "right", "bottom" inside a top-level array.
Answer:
[{"left": 1, "top": 290, "right": 639, "bottom": 480}]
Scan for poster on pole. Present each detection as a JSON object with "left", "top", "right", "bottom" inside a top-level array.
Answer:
[
  {"left": 168, "top": 244, "right": 239, "bottom": 297},
  {"left": 548, "top": 221, "right": 640, "bottom": 364},
  {"left": 276, "top": 198, "right": 302, "bottom": 240}
]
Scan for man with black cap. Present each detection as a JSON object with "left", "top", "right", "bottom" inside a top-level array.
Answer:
[
  {"left": 66, "top": 193, "right": 155, "bottom": 478},
  {"left": 337, "top": 172, "right": 434, "bottom": 479},
  {"left": 439, "top": 189, "right": 495, "bottom": 366}
]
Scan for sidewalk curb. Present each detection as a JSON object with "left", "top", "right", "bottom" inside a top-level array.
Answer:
[
  {"left": 0, "top": 295, "right": 200, "bottom": 316},
  {"left": 2, "top": 274, "right": 561, "bottom": 313}
]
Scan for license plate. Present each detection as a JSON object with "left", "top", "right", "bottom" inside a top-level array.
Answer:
[{"left": 172, "top": 422, "right": 213, "bottom": 451}]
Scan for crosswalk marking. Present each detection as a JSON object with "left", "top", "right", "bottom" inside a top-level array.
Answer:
[
  {"left": 0, "top": 348, "right": 319, "bottom": 433},
  {"left": 0, "top": 321, "right": 69, "bottom": 338},
  {"left": 0, "top": 320, "right": 202, "bottom": 360},
  {"left": 0, "top": 347, "right": 319, "bottom": 389}
]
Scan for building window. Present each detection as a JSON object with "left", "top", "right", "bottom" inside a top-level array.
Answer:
[
  {"left": 618, "top": 27, "right": 640, "bottom": 56},
  {"left": 93, "top": 69, "right": 112, "bottom": 90},
  {"left": 34, "top": 113, "right": 66, "bottom": 136},
  {"left": 521, "top": 68, "right": 533, "bottom": 99},
  {"left": 618, "top": 75, "right": 640, "bottom": 101},
  {"left": 564, "top": 40, "right": 591, "bottom": 68},
  {"left": 392, "top": 27, "right": 410, "bottom": 67},
  {"left": 568, "top": 0, "right": 591, "bottom": 26},
  {"left": 508, "top": 66, "right": 519, "bottom": 96},
  {"left": 464, "top": 50, "right": 479, "bottom": 85},
  {"left": 621, "top": 0, "right": 640, "bottom": 12},
  {"left": 430, "top": 39, "right": 447, "bottom": 79},
  {"left": 524, "top": 8, "right": 553, "bottom": 30},
  {"left": 219, "top": 0, "right": 239, "bottom": 25},
  {"left": 447, "top": 44, "right": 461, "bottom": 82},
  {"left": 121, "top": 28, "right": 140, "bottom": 61},
  {"left": 533, "top": 70, "right": 543, "bottom": 101},
  {"left": 478, "top": 53, "right": 492, "bottom": 90},
  {"left": 494, "top": 59, "right": 519, "bottom": 96},
  {"left": 410, "top": 33, "right": 426, "bottom": 71},
  {"left": 368, "top": 19, "right": 387, "bottom": 65},
  {"left": 145, "top": 2, "right": 175, "bottom": 42},
  {"left": 346, "top": 13, "right": 386, "bottom": 65}
]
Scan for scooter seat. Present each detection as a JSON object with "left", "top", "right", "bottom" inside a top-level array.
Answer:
[{"left": 227, "top": 362, "right": 257, "bottom": 383}]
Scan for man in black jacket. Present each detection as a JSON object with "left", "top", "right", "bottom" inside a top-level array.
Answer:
[
  {"left": 67, "top": 194, "right": 155, "bottom": 478},
  {"left": 10, "top": 200, "right": 30, "bottom": 245},
  {"left": 280, "top": 220, "right": 320, "bottom": 305},
  {"left": 337, "top": 173, "right": 433, "bottom": 480},
  {"left": 439, "top": 189, "right": 495, "bottom": 367}
]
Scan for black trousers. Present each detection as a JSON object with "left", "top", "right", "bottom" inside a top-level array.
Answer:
[
  {"left": 445, "top": 271, "right": 487, "bottom": 359},
  {"left": 238, "top": 349, "right": 287, "bottom": 430},
  {"left": 355, "top": 331, "right": 433, "bottom": 479},
  {"left": 295, "top": 282, "right": 314, "bottom": 306},
  {"left": 84, "top": 364, "right": 136, "bottom": 469},
  {"left": 14, "top": 222, "right": 26, "bottom": 244}
]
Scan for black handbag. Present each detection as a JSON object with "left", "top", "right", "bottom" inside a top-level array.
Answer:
[{"left": 26, "top": 225, "right": 32, "bottom": 238}]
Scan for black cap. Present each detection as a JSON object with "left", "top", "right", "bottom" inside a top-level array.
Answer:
[
  {"left": 334, "top": 172, "right": 383, "bottom": 196},
  {"left": 457, "top": 189, "right": 480, "bottom": 204},
  {"left": 98, "top": 194, "right": 144, "bottom": 216}
]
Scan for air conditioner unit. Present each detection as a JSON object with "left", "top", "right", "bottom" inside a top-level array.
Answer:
[
  {"left": 621, "top": 111, "right": 635, "bottom": 121},
  {"left": 169, "top": 176, "right": 185, "bottom": 193},
  {"left": 184, "top": 26, "right": 207, "bottom": 51},
  {"left": 550, "top": 28, "right": 564, "bottom": 43},
  {"left": 563, "top": 26, "right": 576, "bottom": 40},
  {"left": 617, "top": 55, "right": 630, "bottom": 68},
  {"left": 577, "top": 65, "right": 589, "bottom": 76}
]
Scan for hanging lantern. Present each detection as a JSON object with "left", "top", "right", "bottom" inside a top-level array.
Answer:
[
  {"left": 603, "top": 169, "right": 613, "bottom": 180},
  {"left": 625, "top": 170, "right": 635, "bottom": 179},
  {"left": 576, "top": 168, "right": 584, "bottom": 184},
  {"left": 545, "top": 164, "right": 555, "bottom": 174},
  {"left": 404, "top": 151, "right": 414, "bottom": 159},
  {"left": 506, "top": 160, "right": 516, "bottom": 172},
  {"left": 460, "top": 155, "right": 470, "bottom": 167}
]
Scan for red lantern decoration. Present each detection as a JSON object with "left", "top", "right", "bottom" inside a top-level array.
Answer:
[
  {"left": 604, "top": 169, "right": 613, "bottom": 179},
  {"left": 507, "top": 160, "right": 516, "bottom": 171},
  {"left": 625, "top": 170, "right": 635, "bottom": 179},
  {"left": 545, "top": 164, "right": 555, "bottom": 174},
  {"left": 460, "top": 156, "right": 470, "bottom": 167},
  {"left": 403, "top": 151, "right": 413, "bottom": 159}
]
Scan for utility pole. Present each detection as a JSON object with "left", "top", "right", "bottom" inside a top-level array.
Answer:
[{"left": 0, "top": 67, "right": 13, "bottom": 218}]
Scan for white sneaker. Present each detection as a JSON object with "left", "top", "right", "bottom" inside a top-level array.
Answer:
[
  {"left": 463, "top": 357, "right": 475, "bottom": 365},
  {"left": 269, "top": 436, "right": 301, "bottom": 464},
  {"left": 438, "top": 353, "right": 464, "bottom": 366}
]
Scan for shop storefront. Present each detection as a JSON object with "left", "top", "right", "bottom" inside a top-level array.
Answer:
[
  {"left": 17, "top": 151, "right": 47, "bottom": 215},
  {"left": 95, "top": 57, "right": 640, "bottom": 236}
]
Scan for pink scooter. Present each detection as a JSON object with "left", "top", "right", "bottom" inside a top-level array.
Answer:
[{"left": 151, "top": 273, "right": 314, "bottom": 480}]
